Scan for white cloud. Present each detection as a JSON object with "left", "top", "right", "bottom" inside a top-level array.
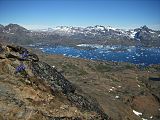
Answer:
[
  {"left": 148, "top": 24, "right": 160, "bottom": 30},
  {"left": 20, "top": 24, "right": 51, "bottom": 30}
]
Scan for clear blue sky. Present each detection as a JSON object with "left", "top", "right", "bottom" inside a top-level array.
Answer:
[{"left": 0, "top": 0, "right": 160, "bottom": 30}]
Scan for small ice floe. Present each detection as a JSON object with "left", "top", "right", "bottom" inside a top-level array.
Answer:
[
  {"left": 77, "top": 44, "right": 103, "bottom": 49},
  {"left": 102, "top": 54, "right": 105, "bottom": 56},
  {"left": 68, "top": 55, "right": 73, "bottom": 57},
  {"left": 115, "top": 96, "right": 120, "bottom": 99},
  {"left": 138, "top": 85, "right": 140, "bottom": 87},
  {"left": 133, "top": 110, "right": 142, "bottom": 116},
  {"left": 99, "top": 51, "right": 104, "bottom": 54},
  {"left": 132, "top": 56, "right": 136, "bottom": 59},
  {"left": 29, "top": 44, "right": 35, "bottom": 47},
  {"left": 127, "top": 48, "right": 132, "bottom": 52},
  {"left": 52, "top": 65, "right": 55, "bottom": 68},
  {"left": 76, "top": 55, "right": 80, "bottom": 58},
  {"left": 72, "top": 55, "right": 80, "bottom": 58},
  {"left": 126, "top": 56, "right": 129, "bottom": 59},
  {"left": 39, "top": 48, "right": 43, "bottom": 50},
  {"left": 135, "top": 53, "right": 140, "bottom": 57},
  {"left": 140, "top": 63, "right": 145, "bottom": 66}
]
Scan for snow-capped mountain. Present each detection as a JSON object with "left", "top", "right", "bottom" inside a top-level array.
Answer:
[
  {"left": 0, "top": 24, "right": 160, "bottom": 47},
  {"left": 32, "top": 25, "right": 160, "bottom": 40},
  {"left": 55, "top": 25, "right": 117, "bottom": 35},
  {"left": 53, "top": 26, "right": 83, "bottom": 35}
]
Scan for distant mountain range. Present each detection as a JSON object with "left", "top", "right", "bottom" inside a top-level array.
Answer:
[{"left": 0, "top": 24, "right": 160, "bottom": 47}]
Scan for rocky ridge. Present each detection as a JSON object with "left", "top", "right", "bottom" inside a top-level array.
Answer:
[{"left": 0, "top": 44, "right": 109, "bottom": 120}]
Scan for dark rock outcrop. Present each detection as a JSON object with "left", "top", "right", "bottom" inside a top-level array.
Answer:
[
  {"left": 31, "top": 61, "right": 75, "bottom": 94},
  {"left": 44, "top": 115, "right": 82, "bottom": 120},
  {"left": 6, "top": 45, "right": 39, "bottom": 62},
  {"left": 67, "top": 93, "right": 108, "bottom": 119},
  {"left": 0, "top": 44, "right": 4, "bottom": 53},
  {"left": 7, "top": 45, "right": 28, "bottom": 53}
]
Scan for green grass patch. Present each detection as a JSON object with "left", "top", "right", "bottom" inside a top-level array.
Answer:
[
  {"left": 95, "top": 64, "right": 113, "bottom": 72},
  {"left": 62, "top": 63, "right": 88, "bottom": 76}
]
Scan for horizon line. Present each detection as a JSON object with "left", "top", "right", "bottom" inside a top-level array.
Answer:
[{"left": 1, "top": 23, "right": 160, "bottom": 31}]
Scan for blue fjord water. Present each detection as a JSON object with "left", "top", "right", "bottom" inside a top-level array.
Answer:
[{"left": 37, "top": 44, "right": 160, "bottom": 66}]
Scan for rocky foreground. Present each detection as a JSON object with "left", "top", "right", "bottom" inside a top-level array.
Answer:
[
  {"left": 0, "top": 44, "right": 160, "bottom": 120},
  {"left": 0, "top": 44, "right": 108, "bottom": 120}
]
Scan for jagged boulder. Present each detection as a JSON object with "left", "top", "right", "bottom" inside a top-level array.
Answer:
[
  {"left": 28, "top": 53, "right": 39, "bottom": 62},
  {"left": 5, "top": 53, "right": 22, "bottom": 60},
  {"left": 5, "top": 45, "right": 39, "bottom": 62},
  {"left": 7, "top": 45, "right": 27, "bottom": 53}
]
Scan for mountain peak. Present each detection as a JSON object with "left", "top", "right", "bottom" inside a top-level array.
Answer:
[
  {"left": 4, "top": 23, "right": 29, "bottom": 33},
  {"left": 6, "top": 23, "right": 25, "bottom": 29},
  {"left": 0, "top": 24, "right": 4, "bottom": 28},
  {"left": 94, "top": 25, "right": 105, "bottom": 30},
  {"left": 106, "top": 26, "right": 116, "bottom": 30},
  {"left": 140, "top": 25, "right": 149, "bottom": 30}
]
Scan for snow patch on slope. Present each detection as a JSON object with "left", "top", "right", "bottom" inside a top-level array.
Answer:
[
  {"left": 133, "top": 110, "right": 142, "bottom": 116},
  {"left": 130, "top": 31, "right": 137, "bottom": 38}
]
